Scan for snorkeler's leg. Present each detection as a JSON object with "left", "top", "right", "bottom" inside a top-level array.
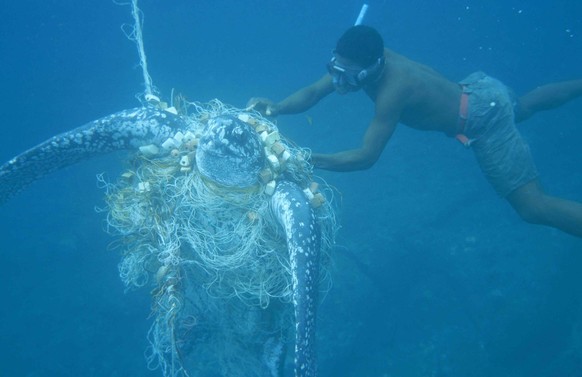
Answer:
[
  {"left": 506, "top": 179, "right": 582, "bottom": 238},
  {"left": 516, "top": 79, "right": 582, "bottom": 123}
]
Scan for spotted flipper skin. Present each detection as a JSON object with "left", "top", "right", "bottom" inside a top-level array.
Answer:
[
  {"left": 271, "top": 181, "right": 321, "bottom": 377},
  {"left": 0, "top": 107, "right": 188, "bottom": 205}
]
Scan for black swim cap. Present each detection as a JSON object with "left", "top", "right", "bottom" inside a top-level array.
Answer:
[{"left": 335, "top": 25, "right": 384, "bottom": 67}]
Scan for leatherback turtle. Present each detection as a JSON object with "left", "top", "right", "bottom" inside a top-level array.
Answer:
[{"left": 0, "top": 103, "right": 335, "bottom": 377}]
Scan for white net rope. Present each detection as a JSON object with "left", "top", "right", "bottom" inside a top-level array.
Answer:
[{"left": 100, "top": 100, "right": 338, "bottom": 377}]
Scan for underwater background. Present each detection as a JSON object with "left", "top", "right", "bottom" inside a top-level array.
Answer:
[{"left": 1, "top": 1, "right": 581, "bottom": 376}]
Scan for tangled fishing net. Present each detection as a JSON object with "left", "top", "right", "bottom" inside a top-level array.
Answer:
[{"left": 98, "top": 100, "right": 337, "bottom": 377}]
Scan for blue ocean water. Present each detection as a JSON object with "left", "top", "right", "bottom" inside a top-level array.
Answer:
[{"left": 0, "top": 1, "right": 581, "bottom": 376}]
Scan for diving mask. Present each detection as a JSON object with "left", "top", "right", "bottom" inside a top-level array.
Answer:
[{"left": 326, "top": 52, "right": 385, "bottom": 93}]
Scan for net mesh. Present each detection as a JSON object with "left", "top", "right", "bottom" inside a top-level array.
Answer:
[{"left": 99, "top": 100, "right": 337, "bottom": 377}]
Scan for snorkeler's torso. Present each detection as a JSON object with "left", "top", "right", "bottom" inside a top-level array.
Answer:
[{"left": 365, "top": 48, "right": 462, "bottom": 135}]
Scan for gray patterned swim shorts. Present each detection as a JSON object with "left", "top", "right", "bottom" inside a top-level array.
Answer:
[{"left": 458, "top": 71, "right": 539, "bottom": 197}]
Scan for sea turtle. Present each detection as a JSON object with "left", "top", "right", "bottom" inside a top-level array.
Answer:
[{"left": 0, "top": 102, "right": 335, "bottom": 377}]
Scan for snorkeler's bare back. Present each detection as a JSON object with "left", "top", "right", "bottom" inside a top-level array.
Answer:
[{"left": 367, "top": 49, "right": 462, "bottom": 135}]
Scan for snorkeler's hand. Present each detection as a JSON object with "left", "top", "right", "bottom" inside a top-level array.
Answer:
[{"left": 246, "top": 97, "right": 280, "bottom": 117}]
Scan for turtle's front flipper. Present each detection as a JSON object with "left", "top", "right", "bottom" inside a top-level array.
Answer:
[
  {"left": 271, "top": 180, "right": 321, "bottom": 377},
  {"left": 0, "top": 107, "right": 188, "bottom": 205}
]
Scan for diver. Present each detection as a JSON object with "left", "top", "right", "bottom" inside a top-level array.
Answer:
[{"left": 248, "top": 25, "right": 582, "bottom": 238}]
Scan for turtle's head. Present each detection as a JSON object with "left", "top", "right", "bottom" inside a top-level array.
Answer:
[{"left": 196, "top": 115, "right": 265, "bottom": 188}]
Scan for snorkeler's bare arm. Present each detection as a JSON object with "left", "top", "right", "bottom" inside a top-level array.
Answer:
[
  {"left": 248, "top": 75, "right": 335, "bottom": 116},
  {"left": 311, "top": 97, "right": 400, "bottom": 171}
]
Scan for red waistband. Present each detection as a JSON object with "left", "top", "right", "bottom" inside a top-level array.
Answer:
[{"left": 455, "top": 91, "right": 471, "bottom": 147}]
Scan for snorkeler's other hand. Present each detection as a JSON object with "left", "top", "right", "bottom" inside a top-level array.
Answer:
[{"left": 246, "top": 97, "right": 280, "bottom": 117}]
